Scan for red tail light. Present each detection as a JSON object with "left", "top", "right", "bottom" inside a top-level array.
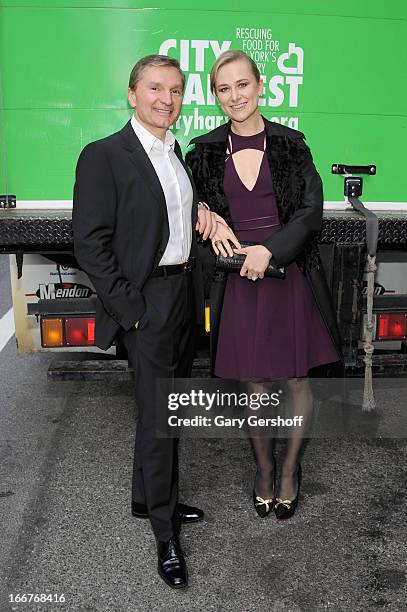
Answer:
[
  {"left": 377, "top": 313, "right": 407, "bottom": 340},
  {"left": 65, "top": 317, "right": 95, "bottom": 346},
  {"left": 87, "top": 319, "right": 95, "bottom": 343},
  {"left": 40, "top": 316, "right": 96, "bottom": 348}
]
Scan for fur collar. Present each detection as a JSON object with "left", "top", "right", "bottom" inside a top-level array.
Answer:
[{"left": 185, "top": 119, "right": 320, "bottom": 274}]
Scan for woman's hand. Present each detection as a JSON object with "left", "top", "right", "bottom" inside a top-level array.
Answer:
[
  {"left": 212, "top": 212, "right": 230, "bottom": 227},
  {"left": 211, "top": 223, "right": 241, "bottom": 257},
  {"left": 196, "top": 203, "right": 218, "bottom": 240},
  {"left": 233, "top": 245, "right": 273, "bottom": 280}
]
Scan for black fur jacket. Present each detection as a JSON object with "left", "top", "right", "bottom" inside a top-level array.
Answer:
[
  {"left": 186, "top": 117, "right": 343, "bottom": 361},
  {"left": 186, "top": 117, "right": 322, "bottom": 274}
]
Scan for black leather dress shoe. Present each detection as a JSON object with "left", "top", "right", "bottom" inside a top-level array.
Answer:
[
  {"left": 157, "top": 536, "right": 188, "bottom": 589},
  {"left": 132, "top": 501, "right": 203, "bottom": 523}
]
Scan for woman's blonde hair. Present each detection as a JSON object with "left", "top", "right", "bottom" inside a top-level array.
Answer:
[{"left": 210, "top": 50, "right": 260, "bottom": 94}]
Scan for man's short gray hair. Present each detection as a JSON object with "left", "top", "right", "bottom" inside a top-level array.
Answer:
[{"left": 128, "top": 54, "right": 185, "bottom": 90}]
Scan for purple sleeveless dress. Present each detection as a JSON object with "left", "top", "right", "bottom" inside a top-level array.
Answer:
[{"left": 214, "top": 130, "right": 339, "bottom": 380}]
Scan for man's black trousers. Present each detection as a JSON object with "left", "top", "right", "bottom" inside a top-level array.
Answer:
[{"left": 122, "top": 270, "right": 195, "bottom": 541}]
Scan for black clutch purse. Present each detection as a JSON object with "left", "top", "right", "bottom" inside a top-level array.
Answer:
[{"left": 215, "top": 241, "right": 285, "bottom": 279}]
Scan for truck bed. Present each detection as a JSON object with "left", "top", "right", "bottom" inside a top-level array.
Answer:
[{"left": 0, "top": 209, "right": 406, "bottom": 252}]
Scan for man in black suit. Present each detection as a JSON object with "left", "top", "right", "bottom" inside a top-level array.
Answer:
[{"left": 73, "top": 55, "right": 218, "bottom": 589}]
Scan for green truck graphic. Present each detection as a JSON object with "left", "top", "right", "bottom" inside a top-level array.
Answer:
[{"left": 1, "top": 1, "right": 406, "bottom": 372}]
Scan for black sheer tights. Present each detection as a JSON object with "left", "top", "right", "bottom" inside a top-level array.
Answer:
[
  {"left": 248, "top": 377, "right": 313, "bottom": 501},
  {"left": 248, "top": 381, "right": 276, "bottom": 499}
]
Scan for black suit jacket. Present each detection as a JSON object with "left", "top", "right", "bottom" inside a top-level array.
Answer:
[{"left": 73, "top": 120, "right": 203, "bottom": 350}]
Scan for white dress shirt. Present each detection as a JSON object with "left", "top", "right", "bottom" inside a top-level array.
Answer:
[{"left": 131, "top": 115, "right": 193, "bottom": 265}]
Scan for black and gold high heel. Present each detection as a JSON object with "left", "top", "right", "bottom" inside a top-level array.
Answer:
[
  {"left": 253, "top": 491, "right": 274, "bottom": 517},
  {"left": 274, "top": 463, "right": 302, "bottom": 520},
  {"left": 252, "top": 456, "right": 276, "bottom": 518}
]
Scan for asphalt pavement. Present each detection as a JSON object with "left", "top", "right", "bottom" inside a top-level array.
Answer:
[{"left": 0, "top": 254, "right": 406, "bottom": 612}]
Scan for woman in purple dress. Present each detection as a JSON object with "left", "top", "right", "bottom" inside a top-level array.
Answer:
[{"left": 186, "top": 50, "right": 342, "bottom": 519}]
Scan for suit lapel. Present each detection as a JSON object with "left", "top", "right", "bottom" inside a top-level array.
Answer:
[
  {"left": 120, "top": 121, "right": 199, "bottom": 243},
  {"left": 174, "top": 140, "right": 198, "bottom": 227},
  {"left": 120, "top": 121, "right": 167, "bottom": 214},
  {"left": 174, "top": 140, "right": 190, "bottom": 176}
]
